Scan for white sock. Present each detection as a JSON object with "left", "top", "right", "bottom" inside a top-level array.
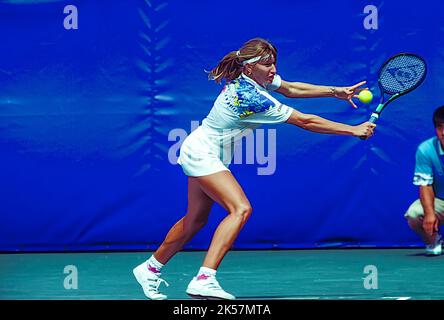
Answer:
[
  {"left": 146, "top": 255, "right": 164, "bottom": 273},
  {"left": 197, "top": 266, "right": 216, "bottom": 279}
]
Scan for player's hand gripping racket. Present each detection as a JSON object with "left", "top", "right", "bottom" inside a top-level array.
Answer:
[{"left": 368, "top": 53, "right": 427, "bottom": 123}]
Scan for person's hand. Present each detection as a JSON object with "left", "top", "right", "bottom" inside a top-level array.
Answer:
[
  {"left": 353, "top": 121, "right": 376, "bottom": 139},
  {"left": 423, "top": 215, "right": 439, "bottom": 237},
  {"left": 333, "top": 81, "right": 368, "bottom": 109}
]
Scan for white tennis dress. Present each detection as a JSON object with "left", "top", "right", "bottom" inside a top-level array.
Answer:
[{"left": 177, "top": 73, "right": 294, "bottom": 177}]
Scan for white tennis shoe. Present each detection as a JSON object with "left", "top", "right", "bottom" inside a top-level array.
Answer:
[
  {"left": 186, "top": 275, "right": 235, "bottom": 300},
  {"left": 133, "top": 262, "right": 169, "bottom": 300},
  {"left": 426, "top": 235, "right": 443, "bottom": 256}
]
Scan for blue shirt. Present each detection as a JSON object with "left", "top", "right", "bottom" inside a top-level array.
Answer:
[{"left": 414, "top": 136, "right": 444, "bottom": 198}]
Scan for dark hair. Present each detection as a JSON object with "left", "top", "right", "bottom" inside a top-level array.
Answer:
[
  {"left": 433, "top": 106, "right": 444, "bottom": 127},
  {"left": 208, "top": 38, "right": 277, "bottom": 84}
]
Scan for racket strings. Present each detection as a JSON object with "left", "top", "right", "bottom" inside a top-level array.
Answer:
[{"left": 379, "top": 55, "right": 426, "bottom": 95}]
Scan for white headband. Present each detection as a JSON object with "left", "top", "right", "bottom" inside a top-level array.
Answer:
[
  {"left": 237, "top": 51, "right": 271, "bottom": 66},
  {"left": 242, "top": 56, "right": 262, "bottom": 65}
]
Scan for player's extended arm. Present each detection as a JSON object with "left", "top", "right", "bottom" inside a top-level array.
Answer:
[
  {"left": 276, "top": 80, "right": 366, "bottom": 108},
  {"left": 277, "top": 80, "right": 337, "bottom": 98},
  {"left": 285, "top": 109, "right": 375, "bottom": 138},
  {"left": 420, "top": 185, "right": 438, "bottom": 236}
]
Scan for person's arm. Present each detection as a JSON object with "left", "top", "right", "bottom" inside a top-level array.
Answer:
[
  {"left": 420, "top": 185, "right": 438, "bottom": 236},
  {"left": 276, "top": 80, "right": 336, "bottom": 98},
  {"left": 276, "top": 80, "right": 367, "bottom": 109},
  {"left": 413, "top": 146, "right": 437, "bottom": 236},
  {"left": 285, "top": 109, "right": 375, "bottom": 138}
]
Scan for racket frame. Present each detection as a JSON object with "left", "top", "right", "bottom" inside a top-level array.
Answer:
[{"left": 368, "top": 53, "right": 427, "bottom": 123}]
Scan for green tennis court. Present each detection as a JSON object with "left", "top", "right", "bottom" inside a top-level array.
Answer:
[{"left": 1, "top": 249, "right": 443, "bottom": 300}]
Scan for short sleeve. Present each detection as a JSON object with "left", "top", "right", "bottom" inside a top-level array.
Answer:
[
  {"left": 265, "top": 74, "right": 282, "bottom": 91},
  {"left": 239, "top": 89, "right": 293, "bottom": 124},
  {"left": 413, "top": 148, "right": 433, "bottom": 186}
]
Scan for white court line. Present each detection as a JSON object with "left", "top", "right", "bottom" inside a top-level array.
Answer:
[
  {"left": 277, "top": 296, "right": 411, "bottom": 300},
  {"left": 268, "top": 297, "right": 321, "bottom": 300},
  {"left": 266, "top": 296, "right": 412, "bottom": 300}
]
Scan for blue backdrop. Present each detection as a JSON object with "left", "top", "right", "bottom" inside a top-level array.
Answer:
[{"left": 1, "top": 0, "right": 443, "bottom": 251}]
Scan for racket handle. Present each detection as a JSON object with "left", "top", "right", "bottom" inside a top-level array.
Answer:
[
  {"left": 368, "top": 113, "right": 379, "bottom": 124},
  {"left": 359, "top": 113, "right": 379, "bottom": 140}
]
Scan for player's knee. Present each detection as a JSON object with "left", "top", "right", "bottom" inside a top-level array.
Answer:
[{"left": 232, "top": 203, "right": 253, "bottom": 222}]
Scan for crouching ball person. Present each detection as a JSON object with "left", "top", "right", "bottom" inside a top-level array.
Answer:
[
  {"left": 133, "top": 38, "right": 376, "bottom": 300},
  {"left": 405, "top": 106, "right": 444, "bottom": 256}
]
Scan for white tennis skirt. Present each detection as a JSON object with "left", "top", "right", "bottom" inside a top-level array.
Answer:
[{"left": 177, "top": 126, "right": 232, "bottom": 177}]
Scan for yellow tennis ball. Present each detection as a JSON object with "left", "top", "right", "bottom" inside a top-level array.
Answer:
[{"left": 358, "top": 90, "right": 373, "bottom": 104}]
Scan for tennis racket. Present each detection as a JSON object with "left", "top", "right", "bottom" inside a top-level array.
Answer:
[{"left": 367, "top": 53, "right": 427, "bottom": 124}]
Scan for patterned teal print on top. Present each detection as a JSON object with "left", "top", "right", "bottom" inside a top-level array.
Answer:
[{"left": 224, "top": 77, "right": 276, "bottom": 118}]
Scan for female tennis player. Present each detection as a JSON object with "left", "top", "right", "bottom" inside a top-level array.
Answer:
[{"left": 133, "top": 38, "right": 376, "bottom": 300}]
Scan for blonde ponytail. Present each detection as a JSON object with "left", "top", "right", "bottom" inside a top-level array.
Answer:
[{"left": 208, "top": 51, "right": 243, "bottom": 83}]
